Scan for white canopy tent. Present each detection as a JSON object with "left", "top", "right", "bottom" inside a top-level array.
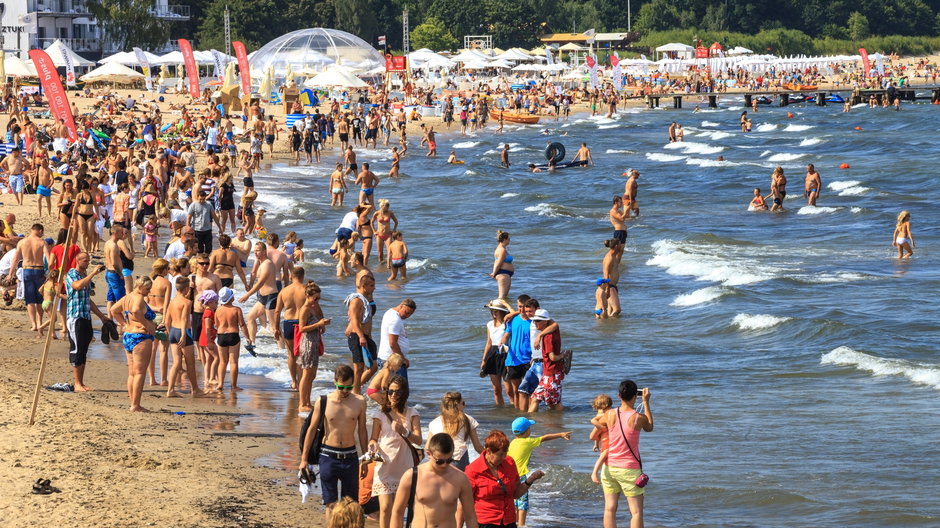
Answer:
[
  {"left": 99, "top": 50, "right": 162, "bottom": 65},
  {"left": 303, "top": 68, "right": 367, "bottom": 88},
  {"left": 452, "top": 49, "right": 494, "bottom": 62},
  {"left": 4, "top": 55, "right": 38, "bottom": 77},
  {"left": 495, "top": 48, "right": 535, "bottom": 62},
  {"left": 44, "top": 39, "right": 95, "bottom": 67},
  {"left": 655, "top": 42, "right": 695, "bottom": 60},
  {"left": 727, "top": 46, "right": 753, "bottom": 56},
  {"left": 80, "top": 62, "right": 146, "bottom": 83}
]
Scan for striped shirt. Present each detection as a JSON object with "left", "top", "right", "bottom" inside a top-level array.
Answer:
[{"left": 65, "top": 268, "right": 91, "bottom": 319}]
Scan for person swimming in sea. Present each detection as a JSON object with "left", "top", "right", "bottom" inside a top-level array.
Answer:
[
  {"left": 447, "top": 151, "right": 464, "bottom": 164},
  {"left": 749, "top": 188, "right": 768, "bottom": 211}
]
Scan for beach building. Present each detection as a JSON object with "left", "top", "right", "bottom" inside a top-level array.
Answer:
[{"left": 0, "top": 0, "right": 189, "bottom": 59}]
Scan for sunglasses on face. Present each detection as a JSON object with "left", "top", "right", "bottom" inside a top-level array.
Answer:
[
  {"left": 386, "top": 389, "right": 403, "bottom": 395},
  {"left": 433, "top": 457, "right": 453, "bottom": 466},
  {"left": 335, "top": 383, "right": 354, "bottom": 391},
  {"left": 198, "top": 261, "right": 209, "bottom": 266}
]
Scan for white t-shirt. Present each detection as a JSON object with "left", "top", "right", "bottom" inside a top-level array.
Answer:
[
  {"left": 164, "top": 239, "right": 187, "bottom": 260},
  {"left": 378, "top": 308, "right": 408, "bottom": 361},
  {"left": 428, "top": 414, "right": 479, "bottom": 461},
  {"left": 0, "top": 249, "right": 16, "bottom": 276},
  {"left": 487, "top": 320, "right": 505, "bottom": 347},
  {"left": 206, "top": 126, "right": 220, "bottom": 146},
  {"left": 338, "top": 211, "right": 358, "bottom": 232}
]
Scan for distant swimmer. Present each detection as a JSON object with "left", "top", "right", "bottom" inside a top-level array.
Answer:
[
  {"left": 748, "top": 188, "right": 768, "bottom": 211},
  {"left": 500, "top": 144, "right": 511, "bottom": 168},
  {"left": 843, "top": 99, "right": 852, "bottom": 112},
  {"left": 716, "top": 155, "right": 725, "bottom": 162},
  {"left": 751, "top": 97, "right": 758, "bottom": 112},
  {"left": 668, "top": 122, "right": 677, "bottom": 142},
  {"left": 572, "top": 143, "right": 594, "bottom": 166},
  {"left": 598, "top": 238, "right": 624, "bottom": 318},
  {"left": 609, "top": 196, "right": 628, "bottom": 244},
  {"left": 740, "top": 111, "right": 748, "bottom": 132},
  {"left": 767, "top": 166, "right": 787, "bottom": 212},
  {"left": 447, "top": 151, "right": 464, "bottom": 164},
  {"left": 675, "top": 123, "right": 684, "bottom": 142},
  {"left": 892, "top": 210, "right": 915, "bottom": 258},
  {"left": 804, "top": 164, "right": 821, "bottom": 206},
  {"left": 623, "top": 170, "right": 640, "bottom": 217}
]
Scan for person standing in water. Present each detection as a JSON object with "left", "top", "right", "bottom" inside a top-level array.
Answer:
[
  {"left": 609, "top": 196, "right": 628, "bottom": 245},
  {"left": 490, "top": 230, "right": 514, "bottom": 300},
  {"left": 623, "top": 170, "right": 640, "bottom": 217},
  {"left": 767, "top": 166, "right": 787, "bottom": 212},
  {"left": 893, "top": 210, "right": 915, "bottom": 258},
  {"left": 500, "top": 144, "right": 511, "bottom": 168},
  {"left": 804, "top": 164, "right": 822, "bottom": 207}
]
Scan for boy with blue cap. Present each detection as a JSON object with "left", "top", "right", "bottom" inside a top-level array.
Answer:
[{"left": 508, "top": 417, "right": 571, "bottom": 526}]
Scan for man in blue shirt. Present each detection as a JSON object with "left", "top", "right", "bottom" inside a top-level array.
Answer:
[{"left": 500, "top": 294, "right": 536, "bottom": 410}]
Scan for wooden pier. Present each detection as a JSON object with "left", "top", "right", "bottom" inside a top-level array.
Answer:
[{"left": 643, "top": 86, "right": 940, "bottom": 109}]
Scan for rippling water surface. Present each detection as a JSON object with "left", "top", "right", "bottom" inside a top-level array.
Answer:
[{"left": 240, "top": 98, "right": 940, "bottom": 526}]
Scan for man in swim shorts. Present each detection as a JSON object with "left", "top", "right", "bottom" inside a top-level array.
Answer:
[
  {"left": 343, "top": 146, "right": 358, "bottom": 178},
  {"left": 344, "top": 275, "right": 378, "bottom": 394},
  {"left": 609, "top": 196, "right": 628, "bottom": 244},
  {"left": 0, "top": 147, "right": 26, "bottom": 205},
  {"left": 103, "top": 226, "right": 127, "bottom": 313},
  {"left": 8, "top": 223, "right": 48, "bottom": 333},
  {"left": 264, "top": 116, "right": 278, "bottom": 155},
  {"left": 35, "top": 153, "right": 55, "bottom": 217},
  {"left": 804, "top": 163, "right": 822, "bottom": 207},
  {"left": 356, "top": 163, "right": 379, "bottom": 206},
  {"left": 572, "top": 142, "right": 594, "bottom": 166},
  {"left": 623, "top": 170, "right": 640, "bottom": 217},
  {"left": 240, "top": 242, "right": 279, "bottom": 343},
  {"left": 274, "top": 267, "right": 307, "bottom": 390}
]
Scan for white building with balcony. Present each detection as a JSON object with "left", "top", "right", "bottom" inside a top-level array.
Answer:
[{"left": 0, "top": 0, "right": 189, "bottom": 59}]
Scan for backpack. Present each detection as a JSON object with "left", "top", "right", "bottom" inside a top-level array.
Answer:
[
  {"left": 562, "top": 349, "right": 573, "bottom": 375},
  {"left": 299, "top": 395, "right": 328, "bottom": 467}
]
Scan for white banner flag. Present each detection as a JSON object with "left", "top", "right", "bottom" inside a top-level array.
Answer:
[
  {"left": 613, "top": 65, "right": 622, "bottom": 90},
  {"left": 545, "top": 48, "right": 554, "bottom": 66},
  {"left": 211, "top": 50, "right": 225, "bottom": 83},
  {"left": 132, "top": 47, "right": 153, "bottom": 91},
  {"left": 62, "top": 48, "right": 76, "bottom": 87}
]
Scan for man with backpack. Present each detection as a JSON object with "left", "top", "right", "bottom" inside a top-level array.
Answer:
[{"left": 298, "top": 365, "right": 369, "bottom": 524}]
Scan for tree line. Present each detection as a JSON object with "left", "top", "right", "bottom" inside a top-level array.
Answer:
[{"left": 92, "top": 0, "right": 940, "bottom": 55}]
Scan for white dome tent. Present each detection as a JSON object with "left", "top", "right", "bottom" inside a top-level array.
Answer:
[{"left": 249, "top": 28, "right": 384, "bottom": 77}]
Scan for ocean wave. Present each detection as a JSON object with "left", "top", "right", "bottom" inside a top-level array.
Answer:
[
  {"left": 524, "top": 202, "right": 579, "bottom": 218},
  {"left": 767, "top": 153, "right": 806, "bottom": 162},
  {"left": 670, "top": 286, "right": 730, "bottom": 307},
  {"left": 687, "top": 158, "right": 738, "bottom": 167},
  {"left": 810, "top": 271, "right": 869, "bottom": 283},
  {"left": 699, "top": 130, "right": 733, "bottom": 140},
  {"left": 784, "top": 124, "right": 814, "bottom": 132},
  {"left": 258, "top": 194, "right": 298, "bottom": 214},
  {"left": 732, "top": 313, "right": 791, "bottom": 330},
  {"left": 501, "top": 192, "right": 519, "bottom": 198},
  {"left": 837, "top": 185, "right": 870, "bottom": 196},
  {"left": 851, "top": 207, "right": 863, "bottom": 213},
  {"left": 700, "top": 120, "right": 720, "bottom": 127},
  {"left": 647, "top": 239, "right": 776, "bottom": 286},
  {"left": 821, "top": 346, "right": 940, "bottom": 389},
  {"left": 646, "top": 153, "right": 685, "bottom": 162},
  {"left": 799, "top": 138, "right": 824, "bottom": 146},
  {"left": 598, "top": 124, "right": 619, "bottom": 129},
  {"left": 664, "top": 141, "right": 725, "bottom": 155},
  {"left": 797, "top": 206, "right": 841, "bottom": 215},
  {"left": 605, "top": 149, "right": 636, "bottom": 154},
  {"left": 755, "top": 123, "right": 778, "bottom": 132},
  {"left": 464, "top": 169, "right": 478, "bottom": 175},
  {"left": 405, "top": 258, "right": 430, "bottom": 270},
  {"left": 827, "top": 180, "right": 860, "bottom": 191},
  {"left": 452, "top": 141, "right": 480, "bottom": 148}
]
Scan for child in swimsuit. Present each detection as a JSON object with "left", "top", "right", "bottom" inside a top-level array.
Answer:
[
  {"left": 196, "top": 290, "right": 220, "bottom": 389},
  {"left": 749, "top": 188, "right": 768, "bottom": 211},
  {"left": 387, "top": 231, "right": 409, "bottom": 281},
  {"left": 892, "top": 210, "right": 915, "bottom": 258},
  {"left": 144, "top": 216, "right": 159, "bottom": 257}
]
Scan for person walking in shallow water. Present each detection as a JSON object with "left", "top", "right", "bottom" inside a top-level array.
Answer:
[
  {"left": 490, "top": 230, "right": 514, "bottom": 299},
  {"left": 893, "top": 210, "right": 915, "bottom": 258}
]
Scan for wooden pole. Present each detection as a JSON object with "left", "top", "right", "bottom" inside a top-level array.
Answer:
[{"left": 29, "top": 181, "right": 80, "bottom": 426}]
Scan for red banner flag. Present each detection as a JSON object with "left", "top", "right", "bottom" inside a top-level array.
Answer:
[
  {"left": 585, "top": 55, "right": 596, "bottom": 68},
  {"left": 232, "top": 41, "right": 251, "bottom": 97},
  {"left": 859, "top": 48, "right": 870, "bottom": 78},
  {"left": 609, "top": 54, "right": 619, "bottom": 67},
  {"left": 28, "top": 49, "right": 77, "bottom": 141},
  {"left": 178, "top": 38, "right": 200, "bottom": 98},
  {"left": 385, "top": 55, "right": 407, "bottom": 71}
]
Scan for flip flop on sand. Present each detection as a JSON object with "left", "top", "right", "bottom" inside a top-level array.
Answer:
[
  {"left": 31, "top": 479, "right": 61, "bottom": 495},
  {"left": 245, "top": 344, "right": 257, "bottom": 357}
]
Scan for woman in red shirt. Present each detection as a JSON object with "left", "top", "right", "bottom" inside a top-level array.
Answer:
[{"left": 466, "top": 430, "right": 545, "bottom": 528}]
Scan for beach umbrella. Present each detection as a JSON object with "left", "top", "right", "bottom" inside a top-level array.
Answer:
[
  {"left": 303, "top": 68, "right": 367, "bottom": 88},
  {"left": 259, "top": 66, "right": 273, "bottom": 101},
  {"left": 223, "top": 61, "right": 237, "bottom": 89},
  {"left": 4, "top": 55, "right": 37, "bottom": 77},
  {"left": 285, "top": 63, "right": 295, "bottom": 86},
  {"left": 80, "top": 62, "right": 146, "bottom": 83}
]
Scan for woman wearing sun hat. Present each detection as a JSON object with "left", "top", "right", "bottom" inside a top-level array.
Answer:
[{"left": 480, "top": 298, "right": 512, "bottom": 406}]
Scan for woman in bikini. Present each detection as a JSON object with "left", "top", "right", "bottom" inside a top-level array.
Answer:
[
  {"left": 109, "top": 276, "right": 157, "bottom": 412},
  {"left": 209, "top": 234, "right": 246, "bottom": 288},
  {"left": 357, "top": 203, "right": 376, "bottom": 266},
  {"left": 75, "top": 179, "right": 99, "bottom": 252},
  {"left": 893, "top": 210, "right": 915, "bottom": 258},
  {"left": 330, "top": 165, "right": 347, "bottom": 207},
  {"left": 490, "top": 230, "right": 514, "bottom": 300},
  {"left": 389, "top": 147, "right": 401, "bottom": 178},
  {"left": 217, "top": 168, "right": 237, "bottom": 233},
  {"left": 372, "top": 199, "right": 399, "bottom": 267},
  {"left": 57, "top": 178, "right": 76, "bottom": 229}
]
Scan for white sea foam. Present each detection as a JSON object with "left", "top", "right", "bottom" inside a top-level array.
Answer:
[
  {"left": 259, "top": 194, "right": 297, "bottom": 214},
  {"left": 405, "top": 258, "right": 429, "bottom": 270},
  {"left": 598, "top": 124, "right": 619, "bottom": 129},
  {"left": 732, "top": 313, "right": 791, "bottom": 330},
  {"left": 484, "top": 149, "right": 499, "bottom": 155},
  {"left": 837, "top": 185, "right": 870, "bottom": 196},
  {"left": 811, "top": 272, "right": 869, "bottom": 283},
  {"left": 501, "top": 192, "right": 519, "bottom": 198},
  {"left": 700, "top": 130, "right": 733, "bottom": 140},
  {"left": 686, "top": 158, "right": 738, "bottom": 167},
  {"left": 647, "top": 239, "right": 776, "bottom": 286},
  {"left": 797, "top": 206, "right": 841, "bottom": 215},
  {"left": 784, "top": 124, "right": 814, "bottom": 132},
  {"left": 663, "top": 141, "right": 725, "bottom": 155},
  {"left": 821, "top": 346, "right": 940, "bottom": 389},
  {"left": 767, "top": 153, "right": 806, "bottom": 162},
  {"left": 670, "top": 286, "right": 729, "bottom": 307},
  {"left": 464, "top": 170, "right": 478, "bottom": 176},
  {"left": 851, "top": 207, "right": 863, "bottom": 213},
  {"left": 701, "top": 120, "right": 720, "bottom": 127},
  {"left": 524, "top": 202, "right": 576, "bottom": 217},
  {"left": 755, "top": 123, "right": 778, "bottom": 132},
  {"left": 799, "top": 137, "right": 824, "bottom": 146},
  {"left": 828, "top": 180, "right": 861, "bottom": 191},
  {"left": 452, "top": 141, "right": 480, "bottom": 148},
  {"left": 605, "top": 149, "right": 636, "bottom": 154},
  {"left": 646, "top": 153, "right": 685, "bottom": 162}
]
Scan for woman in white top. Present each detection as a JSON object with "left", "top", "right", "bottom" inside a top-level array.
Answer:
[
  {"left": 426, "top": 391, "right": 484, "bottom": 470},
  {"left": 479, "top": 299, "right": 512, "bottom": 406}
]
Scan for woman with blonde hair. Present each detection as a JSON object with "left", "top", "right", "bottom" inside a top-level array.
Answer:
[
  {"left": 326, "top": 496, "right": 364, "bottom": 528},
  {"left": 489, "top": 230, "right": 514, "bottom": 299},
  {"left": 427, "top": 392, "right": 484, "bottom": 470},
  {"left": 366, "top": 353, "right": 405, "bottom": 406},
  {"left": 892, "top": 210, "right": 915, "bottom": 258},
  {"left": 371, "top": 199, "right": 398, "bottom": 266},
  {"left": 109, "top": 276, "right": 156, "bottom": 412}
]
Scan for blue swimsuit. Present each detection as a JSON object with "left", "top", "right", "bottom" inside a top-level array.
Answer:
[{"left": 122, "top": 306, "right": 156, "bottom": 352}]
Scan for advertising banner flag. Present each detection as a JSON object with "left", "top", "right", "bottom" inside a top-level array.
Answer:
[
  {"left": 233, "top": 41, "right": 251, "bottom": 97},
  {"left": 133, "top": 47, "right": 153, "bottom": 90},
  {"left": 178, "top": 39, "right": 200, "bottom": 98},
  {"left": 28, "top": 49, "right": 77, "bottom": 140}
]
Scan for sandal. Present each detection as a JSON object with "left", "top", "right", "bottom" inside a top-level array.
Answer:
[{"left": 31, "top": 479, "right": 60, "bottom": 495}]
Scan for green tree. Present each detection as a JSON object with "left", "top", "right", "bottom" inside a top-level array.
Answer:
[
  {"left": 847, "top": 11, "right": 870, "bottom": 40},
  {"left": 196, "top": 0, "right": 287, "bottom": 50},
  {"left": 335, "top": 0, "right": 379, "bottom": 44},
  {"left": 86, "top": 0, "right": 170, "bottom": 50},
  {"left": 410, "top": 16, "right": 458, "bottom": 50}
]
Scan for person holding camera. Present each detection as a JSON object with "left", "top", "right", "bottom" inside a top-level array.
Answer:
[
  {"left": 601, "top": 380, "right": 653, "bottom": 528},
  {"left": 65, "top": 252, "right": 114, "bottom": 392}
]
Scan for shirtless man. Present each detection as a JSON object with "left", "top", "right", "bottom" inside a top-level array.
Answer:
[
  {"left": 602, "top": 239, "right": 624, "bottom": 317},
  {"left": 239, "top": 242, "right": 278, "bottom": 343},
  {"left": 356, "top": 163, "right": 378, "bottom": 206},
  {"left": 54, "top": 118, "right": 71, "bottom": 154},
  {"left": 103, "top": 226, "right": 128, "bottom": 314},
  {"left": 209, "top": 234, "right": 247, "bottom": 288},
  {"left": 425, "top": 125, "right": 437, "bottom": 157},
  {"left": 609, "top": 196, "right": 628, "bottom": 245},
  {"left": 164, "top": 277, "right": 204, "bottom": 397},
  {"left": 265, "top": 232, "right": 292, "bottom": 288},
  {"left": 273, "top": 267, "right": 307, "bottom": 390},
  {"left": 1, "top": 147, "right": 27, "bottom": 205},
  {"left": 329, "top": 163, "right": 347, "bottom": 207},
  {"left": 804, "top": 163, "right": 822, "bottom": 207},
  {"left": 623, "top": 170, "right": 640, "bottom": 217},
  {"left": 572, "top": 142, "right": 594, "bottom": 166},
  {"left": 389, "top": 147, "right": 401, "bottom": 178},
  {"left": 337, "top": 117, "right": 350, "bottom": 151},
  {"left": 147, "top": 259, "right": 172, "bottom": 386},
  {"left": 344, "top": 274, "right": 378, "bottom": 394},
  {"left": 35, "top": 156, "right": 55, "bottom": 217},
  {"left": 298, "top": 364, "right": 368, "bottom": 525},
  {"left": 343, "top": 146, "right": 358, "bottom": 179},
  {"left": 7, "top": 223, "right": 49, "bottom": 333},
  {"left": 500, "top": 144, "right": 511, "bottom": 168},
  {"left": 668, "top": 122, "right": 678, "bottom": 142},
  {"left": 264, "top": 116, "right": 278, "bottom": 155},
  {"left": 230, "top": 228, "right": 252, "bottom": 277},
  {"left": 390, "top": 433, "right": 479, "bottom": 528}
]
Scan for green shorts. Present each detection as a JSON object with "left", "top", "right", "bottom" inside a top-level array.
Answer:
[{"left": 601, "top": 466, "right": 645, "bottom": 497}]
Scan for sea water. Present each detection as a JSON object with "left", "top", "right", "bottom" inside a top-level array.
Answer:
[{"left": 238, "top": 98, "right": 940, "bottom": 526}]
